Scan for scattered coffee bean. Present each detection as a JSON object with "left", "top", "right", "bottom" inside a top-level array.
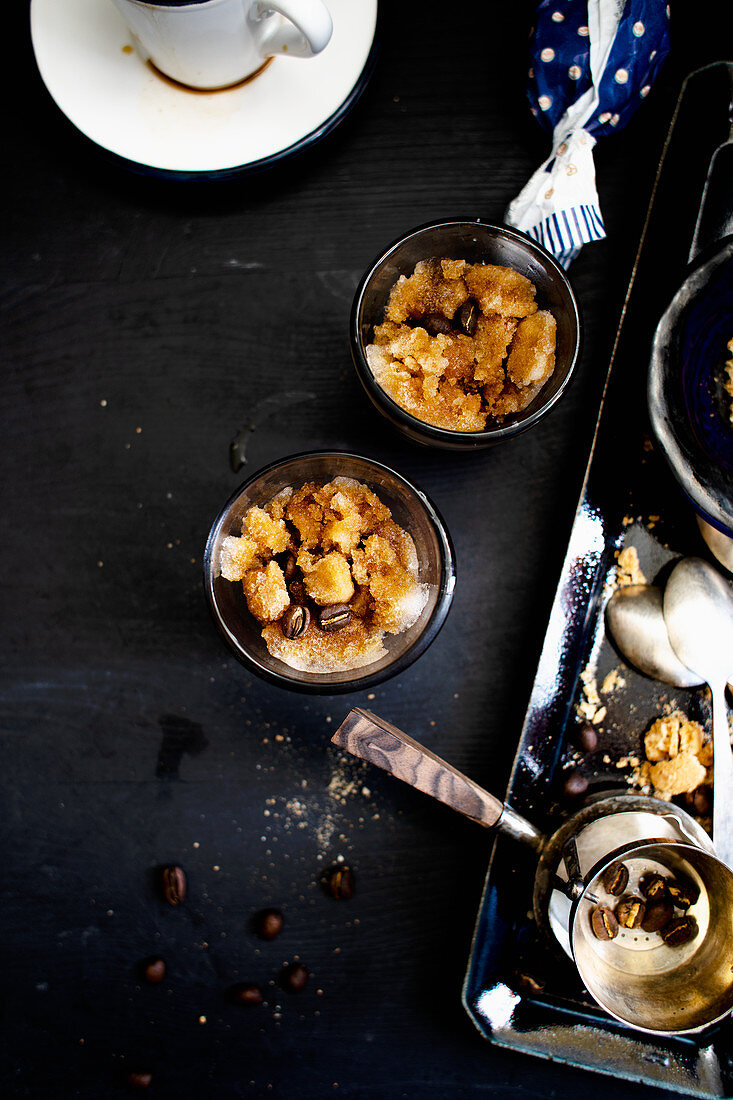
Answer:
[
  {"left": 161, "top": 865, "right": 186, "bottom": 906},
  {"left": 575, "top": 723, "right": 598, "bottom": 753},
  {"left": 326, "top": 865, "right": 355, "bottom": 900},
  {"left": 254, "top": 907, "right": 284, "bottom": 941},
  {"left": 281, "top": 604, "right": 310, "bottom": 640},
  {"left": 615, "top": 894, "right": 646, "bottom": 929},
  {"left": 457, "top": 299, "right": 480, "bottom": 337},
  {"left": 317, "top": 604, "right": 352, "bottom": 633},
  {"left": 283, "top": 552, "right": 298, "bottom": 583},
  {"left": 141, "top": 956, "right": 166, "bottom": 984},
  {"left": 661, "top": 915, "right": 698, "bottom": 947},
  {"left": 282, "top": 962, "right": 308, "bottom": 993},
  {"left": 639, "top": 871, "right": 669, "bottom": 902},
  {"left": 641, "top": 900, "right": 674, "bottom": 934},
  {"left": 229, "top": 982, "right": 264, "bottom": 1006},
  {"left": 422, "top": 312, "right": 453, "bottom": 336},
  {"left": 562, "top": 770, "right": 589, "bottom": 798},
  {"left": 126, "top": 1072, "right": 152, "bottom": 1090},
  {"left": 666, "top": 878, "right": 699, "bottom": 910},
  {"left": 591, "top": 906, "right": 619, "bottom": 941},
  {"left": 601, "top": 861, "right": 629, "bottom": 897}
]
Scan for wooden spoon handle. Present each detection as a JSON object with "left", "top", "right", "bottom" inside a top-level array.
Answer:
[{"left": 331, "top": 708, "right": 505, "bottom": 829}]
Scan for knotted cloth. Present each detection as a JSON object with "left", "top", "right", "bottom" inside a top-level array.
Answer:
[{"left": 505, "top": 0, "right": 670, "bottom": 267}]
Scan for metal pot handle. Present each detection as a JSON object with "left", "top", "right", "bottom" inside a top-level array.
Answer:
[{"left": 331, "top": 709, "right": 543, "bottom": 851}]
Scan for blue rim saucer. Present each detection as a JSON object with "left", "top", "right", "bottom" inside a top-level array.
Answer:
[{"left": 30, "top": 0, "right": 378, "bottom": 180}]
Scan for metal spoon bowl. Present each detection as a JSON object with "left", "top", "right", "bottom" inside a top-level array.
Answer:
[{"left": 605, "top": 584, "right": 703, "bottom": 688}]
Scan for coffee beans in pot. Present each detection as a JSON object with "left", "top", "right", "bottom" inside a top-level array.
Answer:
[
  {"left": 615, "top": 894, "right": 646, "bottom": 929},
  {"left": 640, "top": 900, "right": 674, "bottom": 933},
  {"left": 661, "top": 915, "right": 698, "bottom": 947},
  {"left": 591, "top": 906, "right": 619, "bottom": 941},
  {"left": 667, "top": 878, "right": 699, "bottom": 910},
  {"left": 601, "top": 861, "right": 629, "bottom": 897},
  {"left": 639, "top": 871, "right": 669, "bottom": 901}
]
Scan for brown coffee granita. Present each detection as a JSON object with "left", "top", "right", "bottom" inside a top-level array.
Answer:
[
  {"left": 219, "top": 478, "right": 428, "bottom": 673},
  {"left": 365, "top": 257, "right": 558, "bottom": 431}
]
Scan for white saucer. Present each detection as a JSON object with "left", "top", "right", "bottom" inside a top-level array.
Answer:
[{"left": 30, "top": 0, "right": 378, "bottom": 178}]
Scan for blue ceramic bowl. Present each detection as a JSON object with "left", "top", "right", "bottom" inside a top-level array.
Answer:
[{"left": 648, "top": 240, "right": 733, "bottom": 539}]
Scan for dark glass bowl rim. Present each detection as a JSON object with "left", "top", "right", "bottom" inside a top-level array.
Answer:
[
  {"left": 350, "top": 217, "right": 581, "bottom": 447},
  {"left": 203, "top": 449, "right": 456, "bottom": 694}
]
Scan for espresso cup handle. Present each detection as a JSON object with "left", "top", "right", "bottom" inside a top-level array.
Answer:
[{"left": 252, "top": 0, "right": 333, "bottom": 59}]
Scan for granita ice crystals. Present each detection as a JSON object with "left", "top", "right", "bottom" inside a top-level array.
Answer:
[
  {"left": 219, "top": 477, "right": 428, "bottom": 673},
  {"left": 365, "top": 257, "right": 557, "bottom": 431}
]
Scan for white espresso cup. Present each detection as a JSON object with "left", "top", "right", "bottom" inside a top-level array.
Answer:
[{"left": 111, "top": 0, "right": 333, "bottom": 90}]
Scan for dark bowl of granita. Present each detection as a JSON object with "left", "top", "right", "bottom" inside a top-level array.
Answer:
[
  {"left": 350, "top": 219, "right": 581, "bottom": 450},
  {"left": 204, "top": 451, "right": 455, "bottom": 693}
]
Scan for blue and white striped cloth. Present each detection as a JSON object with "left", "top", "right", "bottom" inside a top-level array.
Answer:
[{"left": 505, "top": 0, "right": 670, "bottom": 267}]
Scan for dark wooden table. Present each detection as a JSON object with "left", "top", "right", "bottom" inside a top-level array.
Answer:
[{"left": 4, "top": 2, "right": 730, "bottom": 1097}]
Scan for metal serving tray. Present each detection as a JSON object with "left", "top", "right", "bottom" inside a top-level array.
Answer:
[{"left": 463, "top": 62, "right": 733, "bottom": 1097}]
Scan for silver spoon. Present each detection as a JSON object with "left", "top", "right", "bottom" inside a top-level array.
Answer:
[
  {"left": 663, "top": 557, "right": 733, "bottom": 868},
  {"left": 605, "top": 584, "right": 703, "bottom": 688}
]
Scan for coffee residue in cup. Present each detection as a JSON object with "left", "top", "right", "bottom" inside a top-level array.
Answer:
[
  {"left": 219, "top": 478, "right": 428, "bottom": 673},
  {"left": 365, "top": 258, "right": 557, "bottom": 432}
]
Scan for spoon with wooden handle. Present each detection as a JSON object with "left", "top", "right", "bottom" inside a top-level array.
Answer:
[{"left": 331, "top": 708, "right": 543, "bottom": 850}]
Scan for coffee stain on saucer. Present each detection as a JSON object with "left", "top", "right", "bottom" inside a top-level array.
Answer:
[{"left": 146, "top": 57, "right": 273, "bottom": 95}]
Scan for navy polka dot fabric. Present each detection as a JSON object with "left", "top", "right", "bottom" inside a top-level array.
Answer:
[
  {"left": 528, "top": 0, "right": 670, "bottom": 138},
  {"left": 506, "top": 0, "right": 670, "bottom": 266}
]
